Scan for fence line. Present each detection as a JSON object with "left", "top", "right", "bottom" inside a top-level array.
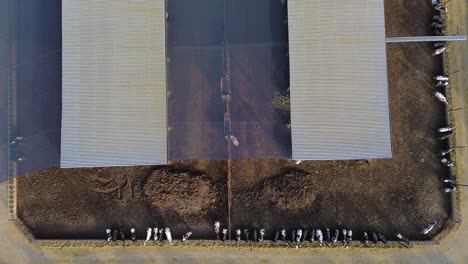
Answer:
[{"left": 432, "top": 11, "right": 464, "bottom": 244}]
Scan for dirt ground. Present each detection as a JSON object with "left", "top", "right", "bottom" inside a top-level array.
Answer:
[
  {"left": 17, "top": 161, "right": 227, "bottom": 239},
  {"left": 167, "top": 0, "right": 291, "bottom": 161},
  {"left": 15, "top": 0, "right": 452, "bottom": 242}
]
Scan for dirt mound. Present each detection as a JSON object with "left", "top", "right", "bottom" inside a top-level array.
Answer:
[
  {"left": 263, "top": 170, "right": 318, "bottom": 210},
  {"left": 235, "top": 169, "right": 318, "bottom": 211},
  {"left": 142, "top": 168, "right": 222, "bottom": 218}
]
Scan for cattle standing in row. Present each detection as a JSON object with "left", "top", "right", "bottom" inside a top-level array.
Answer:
[
  {"left": 316, "top": 229, "right": 324, "bottom": 246},
  {"left": 378, "top": 233, "right": 388, "bottom": 244},
  {"left": 433, "top": 29, "right": 444, "bottom": 36},
  {"left": 342, "top": 229, "right": 347, "bottom": 246},
  {"left": 182, "top": 231, "right": 192, "bottom": 242},
  {"left": 302, "top": 229, "right": 308, "bottom": 243},
  {"left": 433, "top": 46, "right": 447, "bottom": 56},
  {"left": 144, "top": 227, "right": 152, "bottom": 245},
  {"left": 434, "top": 75, "right": 449, "bottom": 81},
  {"left": 158, "top": 228, "right": 163, "bottom": 241},
  {"left": 259, "top": 228, "right": 265, "bottom": 242},
  {"left": 310, "top": 229, "right": 316, "bottom": 242},
  {"left": 363, "top": 232, "right": 369, "bottom": 245},
  {"left": 295, "top": 229, "right": 302, "bottom": 243},
  {"left": 106, "top": 228, "right": 129, "bottom": 243},
  {"left": 444, "top": 185, "right": 458, "bottom": 193},
  {"left": 273, "top": 230, "right": 279, "bottom": 242},
  {"left": 165, "top": 227, "right": 173, "bottom": 244},
  {"left": 440, "top": 148, "right": 454, "bottom": 156},
  {"left": 440, "top": 158, "right": 455, "bottom": 167},
  {"left": 214, "top": 221, "right": 221, "bottom": 240},
  {"left": 434, "top": 92, "right": 448, "bottom": 104},
  {"left": 340, "top": 229, "right": 352, "bottom": 248},
  {"left": 130, "top": 228, "right": 136, "bottom": 242},
  {"left": 112, "top": 229, "right": 119, "bottom": 242},
  {"left": 440, "top": 146, "right": 464, "bottom": 157},
  {"left": 436, "top": 80, "right": 449, "bottom": 87},
  {"left": 396, "top": 232, "right": 410, "bottom": 245},
  {"left": 437, "top": 131, "right": 454, "bottom": 140},
  {"left": 432, "top": 0, "right": 447, "bottom": 12},
  {"left": 443, "top": 177, "right": 456, "bottom": 183},
  {"left": 10, "top": 136, "right": 24, "bottom": 146},
  {"left": 433, "top": 15, "right": 443, "bottom": 23},
  {"left": 372, "top": 232, "right": 379, "bottom": 244},
  {"left": 222, "top": 228, "right": 228, "bottom": 242},
  {"left": 434, "top": 42, "right": 446, "bottom": 48},
  {"left": 153, "top": 227, "right": 159, "bottom": 241},
  {"left": 421, "top": 222, "right": 436, "bottom": 235},
  {"left": 235, "top": 229, "right": 241, "bottom": 245},
  {"left": 434, "top": 4, "right": 447, "bottom": 12},
  {"left": 331, "top": 229, "right": 339, "bottom": 245},
  {"left": 437, "top": 127, "right": 454, "bottom": 133},
  {"left": 106, "top": 228, "right": 112, "bottom": 242},
  {"left": 120, "top": 230, "right": 126, "bottom": 246},
  {"left": 244, "top": 229, "right": 250, "bottom": 242},
  {"left": 431, "top": 22, "right": 445, "bottom": 29},
  {"left": 253, "top": 229, "right": 258, "bottom": 242},
  {"left": 347, "top": 230, "right": 353, "bottom": 246}
]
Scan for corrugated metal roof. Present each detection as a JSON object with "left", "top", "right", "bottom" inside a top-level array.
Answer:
[
  {"left": 288, "top": 0, "right": 392, "bottom": 160},
  {"left": 61, "top": 0, "right": 167, "bottom": 167}
]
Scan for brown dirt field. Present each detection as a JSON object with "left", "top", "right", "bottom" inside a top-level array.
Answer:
[
  {"left": 17, "top": 161, "right": 227, "bottom": 239},
  {"left": 16, "top": 0, "right": 451, "bottom": 242}
]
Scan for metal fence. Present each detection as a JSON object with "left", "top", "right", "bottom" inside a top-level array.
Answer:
[{"left": 432, "top": 18, "right": 464, "bottom": 244}]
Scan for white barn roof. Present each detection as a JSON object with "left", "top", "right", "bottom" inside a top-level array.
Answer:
[
  {"left": 288, "top": 0, "right": 392, "bottom": 160},
  {"left": 61, "top": 0, "right": 167, "bottom": 167}
]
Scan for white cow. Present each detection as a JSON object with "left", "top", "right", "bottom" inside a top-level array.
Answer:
[
  {"left": 436, "top": 81, "right": 449, "bottom": 87},
  {"left": 433, "top": 46, "right": 447, "bottom": 56},
  {"left": 144, "top": 227, "right": 152, "bottom": 245},
  {"left": 316, "top": 229, "right": 323, "bottom": 246},
  {"left": 434, "top": 75, "right": 449, "bottom": 81},
  {"left": 437, "top": 127, "right": 454, "bottom": 133},
  {"left": 444, "top": 185, "right": 457, "bottom": 193},
  {"left": 182, "top": 231, "right": 192, "bottom": 242},
  {"left": 165, "top": 227, "right": 173, "bottom": 243},
  {"left": 434, "top": 92, "right": 448, "bottom": 104},
  {"left": 106, "top": 228, "right": 112, "bottom": 242}
]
